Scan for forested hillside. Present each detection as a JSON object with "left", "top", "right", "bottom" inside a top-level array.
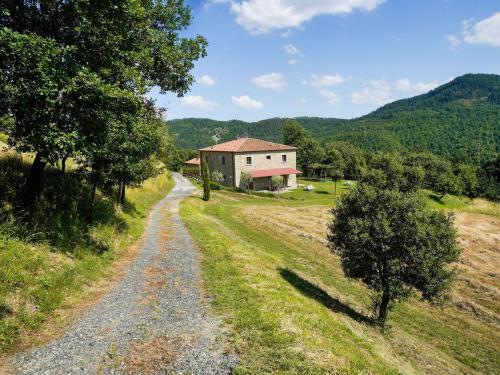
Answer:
[{"left": 169, "top": 74, "right": 499, "bottom": 164}]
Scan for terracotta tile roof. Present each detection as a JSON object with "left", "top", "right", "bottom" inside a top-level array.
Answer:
[
  {"left": 199, "top": 137, "right": 296, "bottom": 152},
  {"left": 251, "top": 168, "right": 302, "bottom": 178},
  {"left": 184, "top": 157, "right": 200, "bottom": 165}
]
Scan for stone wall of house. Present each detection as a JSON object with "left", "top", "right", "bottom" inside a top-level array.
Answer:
[
  {"left": 234, "top": 150, "right": 298, "bottom": 189},
  {"left": 200, "top": 149, "right": 299, "bottom": 190},
  {"left": 287, "top": 173, "right": 297, "bottom": 188},
  {"left": 199, "top": 151, "right": 235, "bottom": 187}
]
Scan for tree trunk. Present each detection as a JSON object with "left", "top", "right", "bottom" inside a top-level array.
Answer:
[
  {"left": 120, "top": 183, "right": 126, "bottom": 205},
  {"left": 90, "top": 182, "right": 97, "bottom": 213},
  {"left": 61, "top": 155, "right": 68, "bottom": 176},
  {"left": 117, "top": 181, "right": 122, "bottom": 202},
  {"left": 334, "top": 179, "right": 337, "bottom": 195},
  {"left": 23, "top": 153, "right": 46, "bottom": 208},
  {"left": 378, "top": 289, "right": 391, "bottom": 330}
]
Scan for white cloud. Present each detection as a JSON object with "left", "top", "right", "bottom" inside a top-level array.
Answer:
[
  {"left": 395, "top": 78, "right": 411, "bottom": 92},
  {"left": 307, "top": 73, "right": 345, "bottom": 87},
  {"left": 395, "top": 78, "right": 439, "bottom": 94},
  {"left": 232, "top": 95, "right": 264, "bottom": 109},
  {"left": 251, "top": 73, "right": 287, "bottom": 91},
  {"left": 283, "top": 44, "right": 303, "bottom": 64},
  {"left": 412, "top": 81, "right": 440, "bottom": 93},
  {"left": 297, "top": 98, "right": 307, "bottom": 105},
  {"left": 320, "top": 89, "right": 340, "bottom": 105},
  {"left": 198, "top": 74, "right": 215, "bottom": 86},
  {"left": 228, "top": 0, "right": 386, "bottom": 34},
  {"left": 180, "top": 95, "right": 218, "bottom": 110},
  {"left": 352, "top": 78, "right": 440, "bottom": 105},
  {"left": 462, "top": 12, "right": 500, "bottom": 47},
  {"left": 445, "top": 34, "right": 461, "bottom": 49},
  {"left": 351, "top": 80, "right": 392, "bottom": 105},
  {"left": 280, "top": 29, "right": 292, "bottom": 37},
  {"left": 282, "top": 43, "right": 303, "bottom": 56}
]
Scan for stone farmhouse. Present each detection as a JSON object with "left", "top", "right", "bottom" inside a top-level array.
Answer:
[{"left": 199, "top": 137, "right": 301, "bottom": 190}]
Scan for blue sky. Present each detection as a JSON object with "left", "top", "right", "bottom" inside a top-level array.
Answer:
[{"left": 150, "top": 0, "right": 500, "bottom": 122}]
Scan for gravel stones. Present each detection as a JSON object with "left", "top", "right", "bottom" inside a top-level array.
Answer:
[{"left": 11, "top": 173, "right": 236, "bottom": 374}]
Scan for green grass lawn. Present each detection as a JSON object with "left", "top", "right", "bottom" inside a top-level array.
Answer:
[
  {"left": 180, "top": 187, "right": 499, "bottom": 374},
  {"left": 281, "top": 178, "right": 351, "bottom": 204},
  {"left": 0, "top": 170, "right": 174, "bottom": 353},
  {"left": 283, "top": 178, "right": 499, "bottom": 216},
  {"left": 422, "top": 190, "right": 500, "bottom": 217}
]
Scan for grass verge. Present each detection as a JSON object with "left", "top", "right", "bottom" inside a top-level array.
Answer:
[{"left": 0, "top": 171, "right": 174, "bottom": 353}]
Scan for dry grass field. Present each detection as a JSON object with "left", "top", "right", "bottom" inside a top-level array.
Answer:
[
  {"left": 181, "top": 183, "right": 500, "bottom": 374},
  {"left": 242, "top": 205, "right": 500, "bottom": 327}
]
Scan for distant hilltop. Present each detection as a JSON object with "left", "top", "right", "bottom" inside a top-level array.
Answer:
[{"left": 168, "top": 73, "right": 500, "bottom": 165}]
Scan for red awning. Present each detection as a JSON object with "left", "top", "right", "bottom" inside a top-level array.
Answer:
[{"left": 251, "top": 168, "right": 302, "bottom": 178}]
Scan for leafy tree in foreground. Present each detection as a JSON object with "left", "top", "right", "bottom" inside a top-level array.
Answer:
[
  {"left": 105, "top": 103, "right": 171, "bottom": 206},
  {"left": 201, "top": 159, "right": 210, "bottom": 201},
  {"left": 328, "top": 184, "right": 460, "bottom": 329},
  {"left": 0, "top": 0, "right": 207, "bottom": 206}
]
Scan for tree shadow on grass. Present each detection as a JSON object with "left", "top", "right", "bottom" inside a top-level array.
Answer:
[
  {"left": 279, "top": 267, "right": 373, "bottom": 325},
  {"left": 428, "top": 193, "right": 444, "bottom": 205},
  {"left": 122, "top": 199, "right": 140, "bottom": 217},
  {"left": 314, "top": 190, "right": 331, "bottom": 195}
]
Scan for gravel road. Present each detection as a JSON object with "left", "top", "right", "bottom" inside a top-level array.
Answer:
[{"left": 11, "top": 173, "right": 236, "bottom": 374}]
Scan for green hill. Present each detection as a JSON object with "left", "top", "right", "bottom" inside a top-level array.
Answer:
[{"left": 168, "top": 74, "right": 500, "bottom": 164}]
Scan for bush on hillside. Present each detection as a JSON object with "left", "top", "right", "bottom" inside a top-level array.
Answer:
[{"left": 209, "top": 181, "right": 221, "bottom": 190}]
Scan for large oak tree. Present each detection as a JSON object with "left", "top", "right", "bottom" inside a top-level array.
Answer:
[
  {"left": 0, "top": 0, "right": 207, "bottom": 206},
  {"left": 328, "top": 184, "right": 460, "bottom": 329}
]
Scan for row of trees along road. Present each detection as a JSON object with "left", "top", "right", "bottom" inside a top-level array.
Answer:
[
  {"left": 0, "top": 0, "right": 207, "bottom": 209},
  {"left": 283, "top": 119, "right": 499, "bottom": 201}
]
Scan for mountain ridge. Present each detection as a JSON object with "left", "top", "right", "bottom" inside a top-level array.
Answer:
[{"left": 168, "top": 74, "right": 500, "bottom": 164}]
